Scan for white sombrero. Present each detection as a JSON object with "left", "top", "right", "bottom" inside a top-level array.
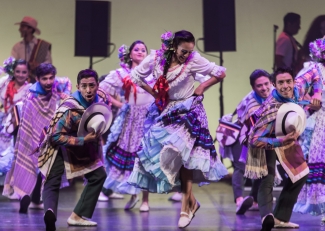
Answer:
[
  {"left": 77, "top": 102, "right": 113, "bottom": 137},
  {"left": 275, "top": 102, "right": 306, "bottom": 138}
]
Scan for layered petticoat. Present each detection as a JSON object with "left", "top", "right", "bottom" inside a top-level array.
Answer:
[
  {"left": 294, "top": 108, "right": 325, "bottom": 215},
  {"left": 127, "top": 96, "right": 228, "bottom": 193},
  {"left": 102, "top": 102, "right": 151, "bottom": 195}
]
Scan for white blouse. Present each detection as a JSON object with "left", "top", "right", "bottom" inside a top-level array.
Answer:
[
  {"left": 131, "top": 50, "right": 226, "bottom": 100},
  {"left": 100, "top": 67, "right": 155, "bottom": 105},
  {"left": 0, "top": 75, "right": 32, "bottom": 112}
]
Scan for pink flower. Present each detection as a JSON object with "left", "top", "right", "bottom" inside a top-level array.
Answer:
[
  {"left": 160, "top": 31, "right": 174, "bottom": 41},
  {"left": 3, "top": 57, "right": 15, "bottom": 66}
]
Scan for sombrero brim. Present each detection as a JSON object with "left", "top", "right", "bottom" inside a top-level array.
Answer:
[
  {"left": 275, "top": 102, "right": 306, "bottom": 138},
  {"left": 77, "top": 102, "right": 112, "bottom": 137}
]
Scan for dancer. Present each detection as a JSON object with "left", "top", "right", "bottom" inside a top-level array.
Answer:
[
  {"left": 221, "top": 69, "right": 272, "bottom": 214},
  {"left": 0, "top": 58, "right": 31, "bottom": 179},
  {"left": 38, "top": 69, "right": 111, "bottom": 230},
  {"left": 247, "top": 67, "right": 321, "bottom": 231},
  {"left": 127, "top": 30, "right": 228, "bottom": 228},
  {"left": 100, "top": 41, "right": 155, "bottom": 211},
  {"left": 293, "top": 37, "right": 325, "bottom": 217},
  {"left": 3, "top": 63, "right": 71, "bottom": 213}
]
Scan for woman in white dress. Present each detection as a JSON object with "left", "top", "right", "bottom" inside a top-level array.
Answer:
[
  {"left": 99, "top": 41, "right": 155, "bottom": 211},
  {"left": 0, "top": 58, "right": 31, "bottom": 178},
  {"left": 127, "top": 30, "right": 228, "bottom": 228},
  {"left": 293, "top": 37, "right": 325, "bottom": 217}
]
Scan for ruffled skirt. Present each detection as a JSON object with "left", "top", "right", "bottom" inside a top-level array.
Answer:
[
  {"left": 294, "top": 108, "right": 325, "bottom": 215},
  {"left": 127, "top": 96, "right": 228, "bottom": 193},
  {"left": 102, "top": 103, "right": 151, "bottom": 194}
]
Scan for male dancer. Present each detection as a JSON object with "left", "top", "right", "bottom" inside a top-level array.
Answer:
[
  {"left": 247, "top": 67, "right": 321, "bottom": 231},
  {"left": 3, "top": 63, "right": 71, "bottom": 213},
  {"left": 39, "top": 69, "right": 110, "bottom": 231},
  {"left": 222, "top": 69, "right": 272, "bottom": 214}
]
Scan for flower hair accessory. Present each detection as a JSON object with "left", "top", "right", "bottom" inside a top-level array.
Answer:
[
  {"left": 118, "top": 44, "right": 129, "bottom": 69},
  {"left": 309, "top": 37, "right": 325, "bottom": 62},
  {"left": 3, "top": 57, "right": 16, "bottom": 76},
  {"left": 160, "top": 31, "right": 174, "bottom": 52}
]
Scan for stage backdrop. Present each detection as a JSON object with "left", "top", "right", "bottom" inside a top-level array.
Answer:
[{"left": 0, "top": 0, "right": 323, "bottom": 171}]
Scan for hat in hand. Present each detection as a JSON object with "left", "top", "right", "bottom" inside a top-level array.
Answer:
[
  {"left": 77, "top": 102, "right": 112, "bottom": 137},
  {"left": 275, "top": 102, "right": 306, "bottom": 138}
]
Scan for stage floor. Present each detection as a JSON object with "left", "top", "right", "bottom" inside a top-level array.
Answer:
[{"left": 0, "top": 180, "right": 322, "bottom": 231}]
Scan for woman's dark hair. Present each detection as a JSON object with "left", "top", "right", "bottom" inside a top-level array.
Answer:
[
  {"left": 36, "top": 63, "right": 57, "bottom": 79},
  {"left": 127, "top": 40, "right": 148, "bottom": 68},
  {"left": 77, "top": 69, "right": 98, "bottom": 85},
  {"left": 272, "top": 67, "right": 294, "bottom": 83},
  {"left": 13, "top": 59, "right": 29, "bottom": 71},
  {"left": 300, "top": 15, "right": 325, "bottom": 59},
  {"left": 249, "top": 69, "right": 271, "bottom": 87},
  {"left": 162, "top": 30, "right": 195, "bottom": 78}
]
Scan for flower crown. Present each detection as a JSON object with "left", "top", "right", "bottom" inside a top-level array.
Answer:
[
  {"left": 118, "top": 44, "right": 130, "bottom": 69},
  {"left": 2, "top": 57, "right": 16, "bottom": 76},
  {"left": 309, "top": 37, "right": 325, "bottom": 62}
]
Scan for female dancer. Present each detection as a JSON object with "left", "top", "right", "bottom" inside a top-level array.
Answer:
[
  {"left": 127, "top": 30, "right": 228, "bottom": 228},
  {"left": 293, "top": 37, "right": 325, "bottom": 217},
  {"left": 99, "top": 41, "right": 155, "bottom": 211},
  {"left": 0, "top": 58, "right": 31, "bottom": 179}
]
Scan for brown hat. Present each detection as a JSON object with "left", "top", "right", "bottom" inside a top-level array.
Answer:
[{"left": 15, "top": 16, "right": 41, "bottom": 35}]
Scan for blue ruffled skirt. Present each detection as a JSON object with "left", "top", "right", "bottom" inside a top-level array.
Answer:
[{"left": 127, "top": 96, "right": 228, "bottom": 193}]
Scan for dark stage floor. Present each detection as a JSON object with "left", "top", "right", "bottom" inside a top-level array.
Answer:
[{"left": 0, "top": 180, "right": 323, "bottom": 231}]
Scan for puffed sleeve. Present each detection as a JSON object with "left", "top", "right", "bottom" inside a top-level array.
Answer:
[
  {"left": 130, "top": 50, "right": 156, "bottom": 86},
  {"left": 99, "top": 69, "right": 124, "bottom": 96},
  {"left": 54, "top": 77, "right": 72, "bottom": 99},
  {"left": 190, "top": 52, "right": 226, "bottom": 78},
  {"left": 194, "top": 73, "right": 210, "bottom": 83}
]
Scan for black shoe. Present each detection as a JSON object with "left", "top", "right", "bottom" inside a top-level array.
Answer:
[
  {"left": 261, "top": 214, "right": 274, "bottom": 231},
  {"left": 236, "top": 196, "right": 254, "bottom": 215},
  {"left": 44, "top": 209, "right": 56, "bottom": 231},
  {"left": 19, "top": 195, "right": 31, "bottom": 213}
]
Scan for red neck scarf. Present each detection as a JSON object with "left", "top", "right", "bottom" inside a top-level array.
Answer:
[
  {"left": 4, "top": 80, "right": 17, "bottom": 113},
  {"left": 122, "top": 76, "right": 137, "bottom": 103},
  {"left": 153, "top": 75, "right": 170, "bottom": 111}
]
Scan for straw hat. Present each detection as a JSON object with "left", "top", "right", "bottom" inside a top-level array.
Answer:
[
  {"left": 15, "top": 16, "right": 41, "bottom": 35},
  {"left": 77, "top": 103, "right": 113, "bottom": 137}
]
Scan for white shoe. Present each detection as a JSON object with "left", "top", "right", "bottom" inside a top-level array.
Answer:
[
  {"left": 98, "top": 192, "right": 109, "bottom": 201},
  {"left": 109, "top": 193, "right": 124, "bottom": 199},
  {"left": 8, "top": 192, "right": 20, "bottom": 200},
  {"left": 29, "top": 202, "right": 44, "bottom": 210},
  {"left": 139, "top": 203, "right": 150, "bottom": 212},
  {"left": 124, "top": 195, "right": 139, "bottom": 210},
  {"left": 274, "top": 218, "right": 299, "bottom": 228},
  {"left": 67, "top": 217, "right": 97, "bottom": 226},
  {"left": 178, "top": 211, "right": 193, "bottom": 228},
  {"left": 168, "top": 192, "right": 182, "bottom": 202}
]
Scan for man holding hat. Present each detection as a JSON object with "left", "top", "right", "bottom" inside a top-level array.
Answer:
[
  {"left": 246, "top": 67, "right": 321, "bottom": 231},
  {"left": 38, "top": 69, "right": 112, "bottom": 231},
  {"left": 12, "top": 16, "right": 52, "bottom": 83}
]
